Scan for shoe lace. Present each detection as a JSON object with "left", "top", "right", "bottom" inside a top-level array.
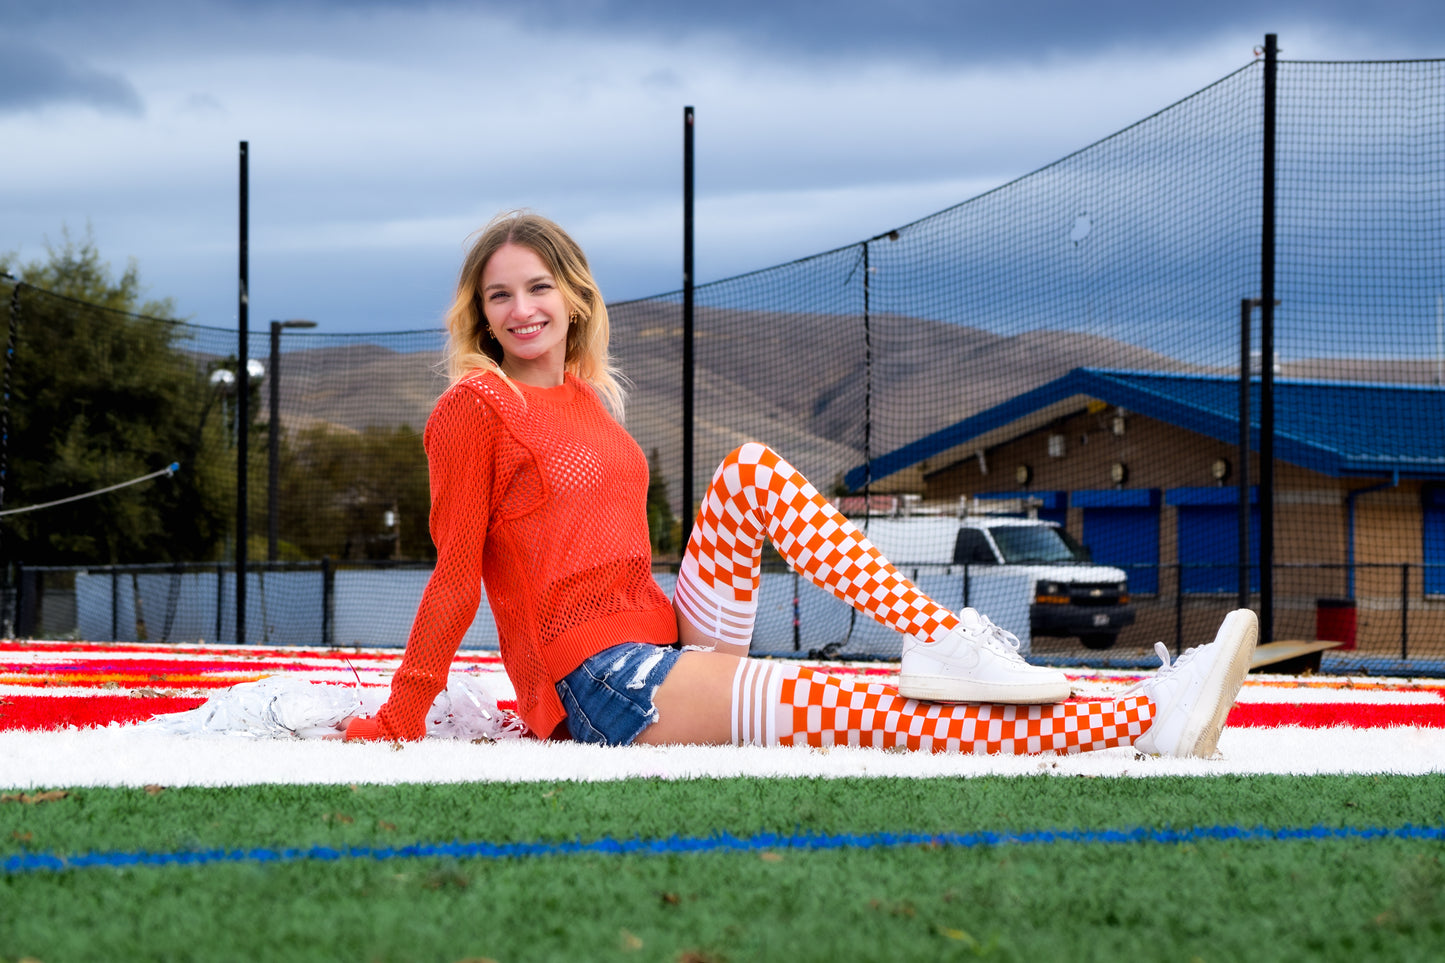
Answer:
[
  {"left": 1125, "top": 641, "right": 1199, "bottom": 696},
  {"left": 974, "top": 614, "right": 1027, "bottom": 663}
]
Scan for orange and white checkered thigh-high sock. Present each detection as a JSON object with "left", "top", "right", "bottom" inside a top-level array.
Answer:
[
  {"left": 674, "top": 443, "right": 960, "bottom": 651},
  {"left": 730, "top": 661, "right": 1153, "bottom": 754}
]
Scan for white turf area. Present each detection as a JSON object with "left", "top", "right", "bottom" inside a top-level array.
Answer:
[
  {"left": 1, "top": 723, "right": 1443, "bottom": 790},
  {"left": 1, "top": 646, "right": 1442, "bottom": 788}
]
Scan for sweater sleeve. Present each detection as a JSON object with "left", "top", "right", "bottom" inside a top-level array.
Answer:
[{"left": 346, "top": 386, "right": 495, "bottom": 742}]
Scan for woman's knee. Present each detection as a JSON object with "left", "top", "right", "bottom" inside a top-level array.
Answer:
[{"left": 722, "top": 442, "right": 775, "bottom": 469}]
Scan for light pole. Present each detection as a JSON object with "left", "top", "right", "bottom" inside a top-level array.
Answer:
[{"left": 268, "top": 319, "right": 317, "bottom": 562}]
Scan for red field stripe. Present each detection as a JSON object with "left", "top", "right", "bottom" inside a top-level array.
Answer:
[
  {"left": 0, "top": 695, "right": 208, "bottom": 731},
  {"left": 2, "top": 658, "right": 334, "bottom": 674},
  {"left": 1, "top": 675, "right": 269, "bottom": 690},
  {"left": 0, "top": 641, "right": 503, "bottom": 665},
  {"left": 1227, "top": 702, "right": 1445, "bottom": 729},
  {"left": 0, "top": 641, "right": 378, "bottom": 658}
]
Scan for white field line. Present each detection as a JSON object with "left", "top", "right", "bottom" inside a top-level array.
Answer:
[
  {"left": 1231, "top": 688, "right": 1444, "bottom": 705},
  {"left": 1072, "top": 673, "right": 1445, "bottom": 702}
]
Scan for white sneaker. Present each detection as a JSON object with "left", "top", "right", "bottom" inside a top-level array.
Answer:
[
  {"left": 898, "top": 608, "right": 1072, "bottom": 704},
  {"left": 1130, "top": 609, "right": 1259, "bottom": 758}
]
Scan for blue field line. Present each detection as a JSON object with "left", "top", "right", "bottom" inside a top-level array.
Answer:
[{"left": 5, "top": 823, "right": 1443, "bottom": 876}]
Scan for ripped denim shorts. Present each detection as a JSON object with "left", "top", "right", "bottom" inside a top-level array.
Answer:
[{"left": 556, "top": 642, "right": 683, "bottom": 746}]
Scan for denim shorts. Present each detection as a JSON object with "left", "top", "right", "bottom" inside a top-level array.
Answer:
[{"left": 556, "top": 642, "right": 683, "bottom": 746}]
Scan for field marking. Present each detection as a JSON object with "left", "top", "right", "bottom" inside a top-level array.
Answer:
[{"left": 7, "top": 823, "right": 1444, "bottom": 877}]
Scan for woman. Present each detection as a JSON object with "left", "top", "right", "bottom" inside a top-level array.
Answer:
[{"left": 344, "top": 212, "right": 1257, "bottom": 757}]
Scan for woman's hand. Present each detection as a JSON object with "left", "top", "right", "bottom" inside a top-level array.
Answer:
[{"left": 317, "top": 716, "right": 358, "bottom": 741}]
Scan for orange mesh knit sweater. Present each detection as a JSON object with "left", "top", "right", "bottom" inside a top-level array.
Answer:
[{"left": 346, "top": 370, "right": 677, "bottom": 741}]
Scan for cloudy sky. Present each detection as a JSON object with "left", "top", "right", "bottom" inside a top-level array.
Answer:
[{"left": 3, "top": 1, "right": 1444, "bottom": 332}]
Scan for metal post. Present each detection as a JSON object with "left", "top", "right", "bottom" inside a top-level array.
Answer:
[
  {"left": 1173, "top": 562, "right": 1184, "bottom": 656},
  {"left": 1238, "top": 298, "right": 1252, "bottom": 609},
  {"left": 13, "top": 562, "right": 25, "bottom": 638},
  {"left": 268, "top": 320, "right": 281, "bottom": 563},
  {"left": 681, "top": 106, "right": 695, "bottom": 548},
  {"left": 1401, "top": 563, "right": 1409, "bottom": 660},
  {"left": 321, "top": 554, "right": 335, "bottom": 646},
  {"left": 215, "top": 561, "right": 224, "bottom": 643},
  {"left": 792, "top": 571, "right": 801, "bottom": 652},
  {"left": 2, "top": 282, "right": 18, "bottom": 520},
  {"left": 237, "top": 140, "right": 249, "bottom": 644},
  {"left": 1259, "top": 34, "right": 1278, "bottom": 646},
  {"left": 863, "top": 241, "right": 872, "bottom": 505},
  {"left": 3, "top": 282, "right": 20, "bottom": 636}
]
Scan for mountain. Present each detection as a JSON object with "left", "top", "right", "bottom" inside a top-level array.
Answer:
[{"left": 256, "top": 306, "right": 1437, "bottom": 511}]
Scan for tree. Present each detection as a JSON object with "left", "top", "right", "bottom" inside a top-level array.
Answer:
[
  {"left": 276, "top": 424, "right": 432, "bottom": 561},
  {"left": 645, "top": 447, "right": 681, "bottom": 560},
  {"left": 0, "top": 228, "right": 232, "bottom": 564}
]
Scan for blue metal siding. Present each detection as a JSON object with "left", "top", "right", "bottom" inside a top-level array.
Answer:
[
  {"left": 1425, "top": 488, "right": 1445, "bottom": 595},
  {"left": 1177, "top": 505, "right": 1261, "bottom": 594},
  {"left": 1081, "top": 504, "right": 1160, "bottom": 594},
  {"left": 1072, "top": 488, "right": 1162, "bottom": 509}
]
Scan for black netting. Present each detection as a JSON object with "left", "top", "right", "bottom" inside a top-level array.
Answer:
[
  {"left": 6, "top": 57, "right": 1443, "bottom": 671},
  {"left": 620, "top": 58, "right": 1443, "bottom": 669}
]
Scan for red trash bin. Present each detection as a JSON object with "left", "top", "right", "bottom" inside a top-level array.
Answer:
[{"left": 1316, "top": 598, "right": 1357, "bottom": 650}]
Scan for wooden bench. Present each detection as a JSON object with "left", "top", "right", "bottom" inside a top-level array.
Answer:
[{"left": 1249, "top": 639, "right": 1345, "bottom": 675}]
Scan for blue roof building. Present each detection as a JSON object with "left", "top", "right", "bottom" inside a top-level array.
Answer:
[
  {"left": 845, "top": 368, "right": 1445, "bottom": 491},
  {"left": 840, "top": 368, "right": 1445, "bottom": 655}
]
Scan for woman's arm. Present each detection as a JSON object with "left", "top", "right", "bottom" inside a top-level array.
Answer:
[{"left": 345, "top": 387, "right": 496, "bottom": 741}]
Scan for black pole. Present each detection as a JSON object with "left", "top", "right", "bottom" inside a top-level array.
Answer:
[
  {"left": 268, "top": 320, "right": 281, "bottom": 562},
  {"left": 322, "top": 554, "right": 335, "bottom": 646},
  {"left": 862, "top": 241, "right": 872, "bottom": 503},
  {"left": 215, "top": 561, "right": 223, "bottom": 643},
  {"left": 1400, "top": 563, "right": 1409, "bottom": 659},
  {"left": 1238, "top": 297, "right": 1252, "bottom": 609},
  {"left": 237, "top": 140, "right": 249, "bottom": 644},
  {"left": 2, "top": 281, "right": 16, "bottom": 518},
  {"left": 2, "top": 282, "right": 18, "bottom": 635},
  {"left": 1259, "top": 35, "right": 1277, "bottom": 645},
  {"left": 681, "top": 106, "right": 695, "bottom": 548}
]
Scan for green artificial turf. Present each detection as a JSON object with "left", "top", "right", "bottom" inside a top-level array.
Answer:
[{"left": 3, "top": 775, "right": 1444, "bottom": 962}]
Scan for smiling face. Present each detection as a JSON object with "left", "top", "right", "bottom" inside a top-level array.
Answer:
[{"left": 480, "top": 242, "right": 572, "bottom": 387}]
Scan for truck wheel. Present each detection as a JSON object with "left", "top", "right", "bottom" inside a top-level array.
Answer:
[{"left": 1078, "top": 633, "right": 1117, "bottom": 650}]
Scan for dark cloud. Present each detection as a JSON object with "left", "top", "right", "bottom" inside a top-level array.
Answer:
[
  {"left": 0, "top": 43, "right": 143, "bottom": 115},
  {"left": 11, "top": 1, "right": 1445, "bottom": 65},
  {"left": 237, "top": 0, "right": 1445, "bottom": 61},
  {"left": 523, "top": 0, "right": 1445, "bottom": 61}
]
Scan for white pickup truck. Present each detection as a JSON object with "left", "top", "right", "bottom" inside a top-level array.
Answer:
[{"left": 841, "top": 497, "right": 1135, "bottom": 650}]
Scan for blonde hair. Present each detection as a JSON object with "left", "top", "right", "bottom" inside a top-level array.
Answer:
[{"left": 444, "top": 210, "right": 626, "bottom": 419}]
